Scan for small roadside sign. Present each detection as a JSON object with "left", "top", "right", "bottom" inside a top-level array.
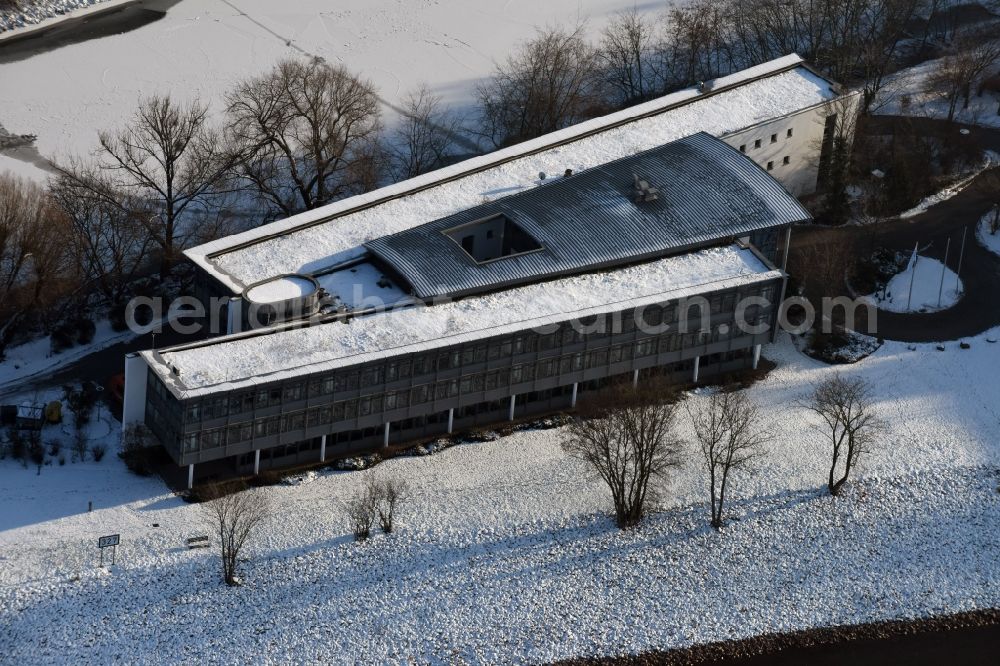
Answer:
[
  {"left": 98, "top": 534, "right": 120, "bottom": 548},
  {"left": 98, "top": 534, "right": 120, "bottom": 566}
]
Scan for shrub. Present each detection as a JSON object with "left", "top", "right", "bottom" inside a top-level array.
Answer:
[
  {"left": 72, "top": 430, "right": 88, "bottom": 462},
  {"left": 8, "top": 427, "right": 26, "bottom": 462},
  {"left": 75, "top": 318, "right": 97, "bottom": 345},
  {"left": 345, "top": 482, "right": 377, "bottom": 542},
  {"left": 119, "top": 424, "right": 159, "bottom": 476},
  {"left": 109, "top": 302, "right": 129, "bottom": 332},
  {"left": 250, "top": 468, "right": 288, "bottom": 487},
  {"left": 370, "top": 475, "right": 409, "bottom": 534},
  {"left": 50, "top": 325, "right": 75, "bottom": 353},
  {"left": 90, "top": 443, "right": 107, "bottom": 462},
  {"left": 29, "top": 442, "right": 45, "bottom": 468}
]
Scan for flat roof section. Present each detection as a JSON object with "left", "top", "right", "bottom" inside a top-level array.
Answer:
[
  {"left": 185, "top": 54, "right": 836, "bottom": 294},
  {"left": 149, "top": 244, "right": 782, "bottom": 398},
  {"left": 365, "top": 133, "right": 807, "bottom": 299}
]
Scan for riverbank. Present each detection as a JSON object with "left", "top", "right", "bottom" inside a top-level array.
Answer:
[{"left": 560, "top": 609, "right": 1000, "bottom": 665}]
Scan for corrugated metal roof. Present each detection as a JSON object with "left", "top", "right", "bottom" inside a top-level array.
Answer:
[{"left": 364, "top": 132, "right": 808, "bottom": 299}]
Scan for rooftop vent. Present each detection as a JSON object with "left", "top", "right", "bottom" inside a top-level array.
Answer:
[{"left": 632, "top": 174, "right": 660, "bottom": 203}]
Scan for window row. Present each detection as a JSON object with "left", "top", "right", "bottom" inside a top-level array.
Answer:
[
  {"left": 739, "top": 127, "right": 793, "bottom": 153},
  {"left": 182, "top": 289, "right": 772, "bottom": 424}
]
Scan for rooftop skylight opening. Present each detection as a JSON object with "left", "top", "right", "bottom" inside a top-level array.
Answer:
[{"left": 444, "top": 214, "right": 543, "bottom": 263}]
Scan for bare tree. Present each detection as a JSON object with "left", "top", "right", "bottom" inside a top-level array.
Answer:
[
  {"left": 200, "top": 482, "right": 271, "bottom": 586},
  {"left": 345, "top": 480, "right": 377, "bottom": 542},
  {"left": 563, "top": 380, "right": 682, "bottom": 528},
  {"left": 927, "top": 32, "right": 1000, "bottom": 123},
  {"left": 226, "top": 57, "right": 384, "bottom": 218},
  {"left": 373, "top": 474, "right": 408, "bottom": 533},
  {"left": 477, "top": 25, "right": 601, "bottom": 148},
  {"left": 88, "top": 95, "right": 233, "bottom": 276},
  {"left": 687, "top": 391, "right": 769, "bottom": 528},
  {"left": 0, "top": 173, "right": 78, "bottom": 358},
  {"left": 597, "top": 8, "right": 660, "bottom": 105},
  {"left": 50, "top": 168, "right": 152, "bottom": 303},
  {"left": 804, "top": 374, "right": 884, "bottom": 496},
  {"left": 390, "top": 85, "right": 460, "bottom": 179}
]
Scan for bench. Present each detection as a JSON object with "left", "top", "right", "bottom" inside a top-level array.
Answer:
[{"left": 185, "top": 535, "right": 210, "bottom": 549}]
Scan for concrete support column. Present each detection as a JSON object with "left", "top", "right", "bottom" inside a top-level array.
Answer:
[
  {"left": 570, "top": 382, "right": 578, "bottom": 408},
  {"left": 187, "top": 464, "right": 194, "bottom": 490},
  {"left": 320, "top": 435, "right": 327, "bottom": 462},
  {"left": 632, "top": 369, "right": 639, "bottom": 387},
  {"left": 253, "top": 449, "right": 260, "bottom": 476},
  {"left": 752, "top": 344, "right": 762, "bottom": 370},
  {"left": 383, "top": 422, "right": 390, "bottom": 447},
  {"left": 692, "top": 356, "right": 701, "bottom": 383},
  {"left": 509, "top": 394, "right": 517, "bottom": 421},
  {"left": 782, "top": 225, "right": 792, "bottom": 272},
  {"left": 447, "top": 408, "right": 454, "bottom": 434}
]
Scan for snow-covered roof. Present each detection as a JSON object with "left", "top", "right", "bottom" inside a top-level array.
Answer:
[
  {"left": 366, "top": 133, "right": 807, "bottom": 299},
  {"left": 185, "top": 54, "right": 837, "bottom": 294},
  {"left": 149, "top": 244, "right": 782, "bottom": 398}
]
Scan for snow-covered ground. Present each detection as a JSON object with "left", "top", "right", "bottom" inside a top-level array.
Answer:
[
  {"left": 866, "top": 254, "right": 963, "bottom": 313},
  {"left": 898, "top": 151, "right": 1000, "bottom": 219},
  {"left": 0, "top": 0, "right": 663, "bottom": 180},
  {"left": 977, "top": 209, "right": 1000, "bottom": 257},
  {"left": 0, "top": 319, "right": 146, "bottom": 396},
  {"left": 2, "top": 330, "right": 999, "bottom": 662},
  {"left": 876, "top": 52, "right": 1000, "bottom": 128}
]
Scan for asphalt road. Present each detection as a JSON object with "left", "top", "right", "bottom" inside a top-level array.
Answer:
[{"left": 793, "top": 115, "right": 1000, "bottom": 342}]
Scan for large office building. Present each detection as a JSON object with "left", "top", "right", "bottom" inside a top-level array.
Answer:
[{"left": 123, "top": 54, "right": 854, "bottom": 486}]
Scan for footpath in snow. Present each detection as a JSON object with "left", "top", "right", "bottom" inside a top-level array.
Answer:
[{"left": 1, "top": 329, "right": 999, "bottom": 662}]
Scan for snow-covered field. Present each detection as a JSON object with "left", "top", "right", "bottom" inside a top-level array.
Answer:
[
  {"left": 978, "top": 210, "right": 1000, "bottom": 257},
  {"left": 866, "top": 254, "right": 963, "bottom": 313},
  {"left": 2, "top": 331, "right": 999, "bottom": 662},
  {"left": 0, "top": 0, "right": 662, "bottom": 180}
]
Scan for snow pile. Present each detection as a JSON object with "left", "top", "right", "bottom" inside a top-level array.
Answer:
[
  {"left": 2, "top": 330, "right": 1000, "bottom": 661},
  {"left": 155, "top": 245, "right": 777, "bottom": 394},
  {"left": 0, "top": 0, "right": 113, "bottom": 35},
  {"left": 977, "top": 210, "right": 1000, "bottom": 258},
  {"left": 866, "top": 255, "right": 962, "bottom": 313},
  {"left": 244, "top": 275, "right": 315, "bottom": 304}
]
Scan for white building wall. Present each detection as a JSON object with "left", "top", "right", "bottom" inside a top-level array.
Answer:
[
  {"left": 721, "top": 91, "right": 860, "bottom": 197},
  {"left": 122, "top": 353, "right": 148, "bottom": 428}
]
